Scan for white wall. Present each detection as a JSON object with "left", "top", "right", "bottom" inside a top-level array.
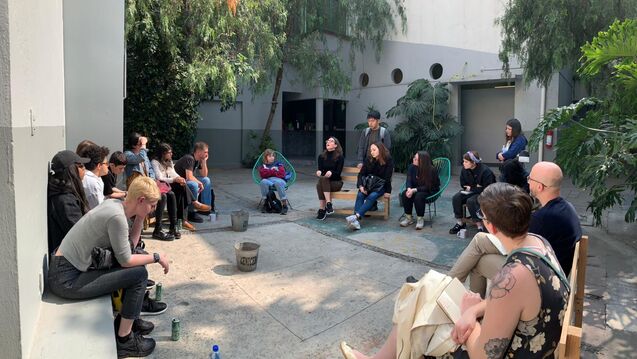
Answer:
[
  {"left": 63, "top": 0, "right": 125, "bottom": 153},
  {"left": 2, "top": 0, "right": 67, "bottom": 357},
  {"left": 393, "top": 0, "right": 507, "bottom": 54}
]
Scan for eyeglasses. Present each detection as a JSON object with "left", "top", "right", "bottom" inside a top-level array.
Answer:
[{"left": 527, "top": 176, "right": 549, "bottom": 187}]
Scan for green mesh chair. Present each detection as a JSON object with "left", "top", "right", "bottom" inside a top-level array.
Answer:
[
  {"left": 252, "top": 151, "right": 297, "bottom": 207},
  {"left": 398, "top": 157, "right": 451, "bottom": 225}
]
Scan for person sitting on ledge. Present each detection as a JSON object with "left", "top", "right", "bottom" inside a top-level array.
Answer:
[
  {"left": 449, "top": 150, "right": 496, "bottom": 235},
  {"left": 340, "top": 183, "right": 569, "bottom": 359}
]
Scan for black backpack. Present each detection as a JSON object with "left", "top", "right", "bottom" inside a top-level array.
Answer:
[{"left": 264, "top": 189, "right": 282, "bottom": 213}]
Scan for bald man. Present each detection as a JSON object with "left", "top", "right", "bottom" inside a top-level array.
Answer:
[{"left": 448, "top": 161, "right": 582, "bottom": 297}]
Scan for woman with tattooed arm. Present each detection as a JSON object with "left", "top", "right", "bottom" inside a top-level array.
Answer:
[{"left": 340, "top": 183, "right": 568, "bottom": 359}]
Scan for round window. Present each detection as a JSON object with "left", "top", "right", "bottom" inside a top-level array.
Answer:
[
  {"left": 429, "top": 63, "right": 443, "bottom": 80},
  {"left": 391, "top": 68, "right": 403, "bottom": 84},
  {"left": 359, "top": 73, "right": 369, "bottom": 87}
]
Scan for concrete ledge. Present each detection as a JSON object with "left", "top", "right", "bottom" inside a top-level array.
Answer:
[{"left": 30, "top": 292, "right": 116, "bottom": 359}]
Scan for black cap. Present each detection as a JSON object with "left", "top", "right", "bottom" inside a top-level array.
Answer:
[
  {"left": 367, "top": 110, "right": 381, "bottom": 120},
  {"left": 51, "top": 150, "right": 90, "bottom": 174}
]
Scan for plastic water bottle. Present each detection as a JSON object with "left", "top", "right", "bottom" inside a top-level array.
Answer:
[{"left": 209, "top": 344, "right": 221, "bottom": 359}]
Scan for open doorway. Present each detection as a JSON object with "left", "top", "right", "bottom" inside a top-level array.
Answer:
[
  {"left": 282, "top": 96, "right": 316, "bottom": 158},
  {"left": 323, "top": 99, "right": 347, "bottom": 157}
]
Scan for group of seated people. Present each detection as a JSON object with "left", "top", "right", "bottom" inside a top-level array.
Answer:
[{"left": 47, "top": 135, "right": 217, "bottom": 358}]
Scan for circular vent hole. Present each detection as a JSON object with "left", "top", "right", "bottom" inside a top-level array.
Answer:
[{"left": 429, "top": 63, "right": 443, "bottom": 80}]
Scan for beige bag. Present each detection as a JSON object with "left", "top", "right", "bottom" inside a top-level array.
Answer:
[{"left": 392, "top": 270, "right": 467, "bottom": 358}]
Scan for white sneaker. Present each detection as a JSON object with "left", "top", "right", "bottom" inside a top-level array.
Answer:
[
  {"left": 346, "top": 214, "right": 357, "bottom": 223},
  {"left": 415, "top": 217, "right": 425, "bottom": 230},
  {"left": 400, "top": 214, "right": 415, "bottom": 227},
  {"left": 351, "top": 219, "right": 361, "bottom": 230}
]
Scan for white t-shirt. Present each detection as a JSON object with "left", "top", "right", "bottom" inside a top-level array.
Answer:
[{"left": 83, "top": 170, "right": 104, "bottom": 210}]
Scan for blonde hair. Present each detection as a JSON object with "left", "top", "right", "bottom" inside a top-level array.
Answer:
[
  {"left": 127, "top": 176, "right": 161, "bottom": 203},
  {"left": 263, "top": 148, "right": 276, "bottom": 163}
]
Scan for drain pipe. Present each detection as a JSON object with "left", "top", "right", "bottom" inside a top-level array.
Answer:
[{"left": 538, "top": 85, "right": 546, "bottom": 162}]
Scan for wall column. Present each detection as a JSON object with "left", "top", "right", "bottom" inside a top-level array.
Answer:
[{"left": 315, "top": 98, "right": 324, "bottom": 158}]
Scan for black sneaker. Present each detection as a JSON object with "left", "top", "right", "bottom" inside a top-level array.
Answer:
[
  {"left": 140, "top": 292, "right": 167, "bottom": 316},
  {"left": 449, "top": 223, "right": 466, "bottom": 235},
  {"left": 280, "top": 205, "right": 288, "bottom": 215},
  {"left": 152, "top": 230, "right": 174, "bottom": 241},
  {"left": 316, "top": 209, "right": 327, "bottom": 220},
  {"left": 146, "top": 279, "right": 155, "bottom": 291},
  {"left": 325, "top": 202, "right": 334, "bottom": 215},
  {"left": 114, "top": 315, "right": 155, "bottom": 336},
  {"left": 187, "top": 212, "right": 204, "bottom": 223},
  {"left": 168, "top": 228, "right": 181, "bottom": 240},
  {"left": 405, "top": 275, "right": 418, "bottom": 283},
  {"left": 116, "top": 331, "right": 156, "bottom": 358}
]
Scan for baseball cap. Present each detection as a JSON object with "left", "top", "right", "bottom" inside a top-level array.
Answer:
[{"left": 51, "top": 150, "right": 90, "bottom": 174}]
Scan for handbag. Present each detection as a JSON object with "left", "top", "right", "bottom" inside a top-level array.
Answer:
[
  {"left": 156, "top": 180, "right": 171, "bottom": 194},
  {"left": 89, "top": 247, "right": 119, "bottom": 270},
  {"left": 362, "top": 174, "right": 385, "bottom": 193}
]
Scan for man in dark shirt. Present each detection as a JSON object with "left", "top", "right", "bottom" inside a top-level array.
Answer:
[
  {"left": 174, "top": 141, "right": 212, "bottom": 223},
  {"left": 102, "top": 151, "right": 128, "bottom": 199},
  {"left": 356, "top": 110, "right": 391, "bottom": 168},
  {"left": 527, "top": 161, "right": 582, "bottom": 275}
]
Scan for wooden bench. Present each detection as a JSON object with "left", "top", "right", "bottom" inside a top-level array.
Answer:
[
  {"left": 331, "top": 166, "right": 390, "bottom": 220},
  {"left": 556, "top": 235, "right": 588, "bottom": 359}
]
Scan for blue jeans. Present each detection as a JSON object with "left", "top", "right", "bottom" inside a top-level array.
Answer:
[
  {"left": 260, "top": 177, "right": 287, "bottom": 200},
  {"left": 186, "top": 176, "right": 212, "bottom": 211},
  {"left": 355, "top": 190, "right": 385, "bottom": 217}
]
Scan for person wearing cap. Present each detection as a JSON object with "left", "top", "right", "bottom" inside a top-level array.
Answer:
[
  {"left": 356, "top": 110, "right": 391, "bottom": 169},
  {"left": 47, "top": 150, "right": 91, "bottom": 254},
  {"left": 77, "top": 143, "right": 110, "bottom": 210},
  {"left": 449, "top": 150, "right": 496, "bottom": 235}
]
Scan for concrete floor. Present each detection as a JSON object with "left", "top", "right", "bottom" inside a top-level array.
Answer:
[{"left": 141, "top": 166, "right": 637, "bottom": 358}]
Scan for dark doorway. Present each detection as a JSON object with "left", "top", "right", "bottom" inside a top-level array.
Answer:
[
  {"left": 282, "top": 96, "right": 316, "bottom": 158},
  {"left": 323, "top": 99, "right": 347, "bottom": 157}
]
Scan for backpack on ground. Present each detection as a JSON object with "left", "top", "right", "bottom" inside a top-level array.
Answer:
[{"left": 264, "top": 189, "right": 282, "bottom": 213}]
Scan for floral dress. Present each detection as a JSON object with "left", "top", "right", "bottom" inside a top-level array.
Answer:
[{"left": 442, "top": 236, "right": 569, "bottom": 359}]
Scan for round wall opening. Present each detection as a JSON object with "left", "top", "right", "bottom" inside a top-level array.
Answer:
[
  {"left": 359, "top": 73, "right": 369, "bottom": 87},
  {"left": 391, "top": 68, "right": 403, "bottom": 84},
  {"left": 429, "top": 63, "right": 443, "bottom": 80}
]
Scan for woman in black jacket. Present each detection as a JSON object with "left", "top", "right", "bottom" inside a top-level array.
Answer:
[
  {"left": 47, "top": 150, "right": 90, "bottom": 254},
  {"left": 315, "top": 136, "right": 345, "bottom": 220},
  {"left": 449, "top": 150, "right": 496, "bottom": 234},
  {"left": 400, "top": 151, "right": 440, "bottom": 230},
  {"left": 346, "top": 142, "right": 393, "bottom": 230}
]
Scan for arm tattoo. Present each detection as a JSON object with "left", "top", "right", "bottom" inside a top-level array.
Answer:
[
  {"left": 484, "top": 337, "right": 510, "bottom": 358},
  {"left": 489, "top": 263, "right": 517, "bottom": 299}
]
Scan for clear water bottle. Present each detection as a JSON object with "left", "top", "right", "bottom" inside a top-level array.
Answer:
[{"left": 209, "top": 344, "right": 221, "bottom": 359}]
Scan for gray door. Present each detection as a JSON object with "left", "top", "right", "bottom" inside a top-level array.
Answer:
[{"left": 460, "top": 86, "right": 514, "bottom": 165}]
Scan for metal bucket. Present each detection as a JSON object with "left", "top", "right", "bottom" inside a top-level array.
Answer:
[
  {"left": 230, "top": 210, "right": 249, "bottom": 232},
  {"left": 234, "top": 242, "right": 260, "bottom": 272}
]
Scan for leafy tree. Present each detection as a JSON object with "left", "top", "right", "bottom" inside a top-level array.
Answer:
[
  {"left": 497, "top": 0, "right": 637, "bottom": 87},
  {"left": 386, "top": 79, "right": 463, "bottom": 172},
  {"left": 124, "top": 0, "right": 286, "bottom": 156},
  {"left": 260, "top": 0, "right": 406, "bottom": 147},
  {"left": 528, "top": 19, "right": 637, "bottom": 224}
]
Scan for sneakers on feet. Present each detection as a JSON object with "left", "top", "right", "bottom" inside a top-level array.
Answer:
[
  {"left": 146, "top": 279, "right": 155, "bottom": 291},
  {"left": 140, "top": 292, "right": 167, "bottom": 316},
  {"left": 350, "top": 218, "right": 361, "bottom": 230},
  {"left": 114, "top": 315, "right": 155, "bottom": 336},
  {"left": 346, "top": 215, "right": 360, "bottom": 230},
  {"left": 316, "top": 209, "right": 327, "bottom": 220},
  {"left": 399, "top": 214, "right": 415, "bottom": 227},
  {"left": 325, "top": 202, "right": 334, "bottom": 215},
  {"left": 280, "top": 205, "right": 288, "bottom": 215},
  {"left": 116, "top": 331, "right": 156, "bottom": 358},
  {"left": 415, "top": 217, "right": 425, "bottom": 230},
  {"left": 152, "top": 230, "right": 174, "bottom": 241},
  {"left": 449, "top": 223, "right": 466, "bottom": 235}
]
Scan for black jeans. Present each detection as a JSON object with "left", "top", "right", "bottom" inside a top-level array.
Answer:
[
  {"left": 48, "top": 256, "right": 147, "bottom": 320},
  {"left": 401, "top": 191, "right": 430, "bottom": 217},
  {"left": 452, "top": 192, "right": 480, "bottom": 221},
  {"left": 156, "top": 191, "right": 177, "bottom": 229},
  {"left": 171, "top": 182, "right": 193, "bottom": 220}
]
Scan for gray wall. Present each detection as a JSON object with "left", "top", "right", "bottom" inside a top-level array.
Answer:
[
  {"left": 63, "top": 0, "right": 124, "bottom": 153},
  {"left": 1, "top": 0, "right": 67, "bottom": 357}
]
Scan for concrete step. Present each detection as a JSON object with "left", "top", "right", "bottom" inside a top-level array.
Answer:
[{"left": 30, "top": 292, "right": 116, "bottom": 359}]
